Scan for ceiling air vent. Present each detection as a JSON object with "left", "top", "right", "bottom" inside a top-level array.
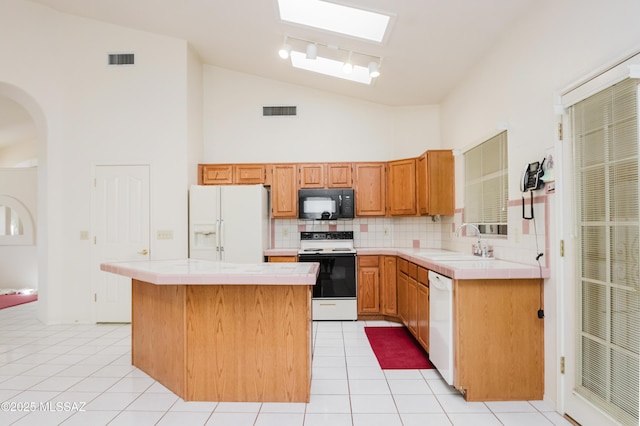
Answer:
[
  {"left": 108, "top": 53, "right": 135, "bottom": 66},
  {"left": 263, "top": 106, "right": 297, "bottom": 116}
]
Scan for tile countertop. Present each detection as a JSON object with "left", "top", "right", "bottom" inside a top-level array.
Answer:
[
  {"left": 100, "top": 259, "right": 319, "bottom": 285},
  {"left": 264, "top": 248, "right": 550, "bottom": 280}
]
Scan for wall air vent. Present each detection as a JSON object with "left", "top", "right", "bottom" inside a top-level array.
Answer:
[
  {"left": 108, "top": 53, "right": 135, "bottom": 66},
  {"left": 263, "top": 106, "right": 297, "bottom": 116}
]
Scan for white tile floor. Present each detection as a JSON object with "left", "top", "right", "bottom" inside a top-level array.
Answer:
[{"left": 0, "top": 302, "right": 572, "bottom": 426}]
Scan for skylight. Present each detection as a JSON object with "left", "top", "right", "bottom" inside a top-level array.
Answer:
[
  {"left": 290, "top": 51, "right": 372, "bottom": 84},
  {"left": 278, "top": 0, "right": 390, "bottom": 43}
]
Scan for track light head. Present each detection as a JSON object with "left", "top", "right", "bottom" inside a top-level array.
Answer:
[
  {"left": 278, "top": 43, "right": 292, "bottom": 59},
  {"left": 306, "top": 43, "right": 317, "bottom": 60},
  {"left": 368, "top": 61, "right": 380, "bottom": 78},
  {"left": 343, "top": 51, "right": 353, "bottom": 74}
]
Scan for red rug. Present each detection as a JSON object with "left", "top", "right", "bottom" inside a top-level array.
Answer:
[
  {"left": 0, "top": 293, "right": 38, "bottom": 309},
  {"left": 364, "top": 326, "right": 433, "bottom": 369}
]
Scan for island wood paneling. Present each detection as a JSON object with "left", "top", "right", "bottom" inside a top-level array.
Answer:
[
  {"left": 130, "top": 280, "right": 312, "bottom": 403},
  {"left": 186, "top": 285, "right": 311, "bottom": 402},
  {"left": 131, "top": 280, "right": 187, "bottom": 398},
  {"left": 453, "top": 278, "right": 544, "bottom": 401}
]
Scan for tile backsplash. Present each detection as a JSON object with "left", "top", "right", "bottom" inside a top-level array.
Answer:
[
  {"left": 272, "top": 217, "right": 443, "bottom": 249},
  {"left": 271, "top": 191, "right": 552, "bottom": 269}
]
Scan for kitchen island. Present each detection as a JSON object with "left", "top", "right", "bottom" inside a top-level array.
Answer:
[{"left": 100, "top": 259, "right": 318, "bottom": 403}]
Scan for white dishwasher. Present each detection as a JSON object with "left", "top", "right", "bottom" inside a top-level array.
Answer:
[{"left": 428, "top": 271, "right": 454, "bottom": 385}]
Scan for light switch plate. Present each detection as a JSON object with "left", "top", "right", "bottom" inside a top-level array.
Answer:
[{"left": 157, "top": 230, "right": 173, "bottom": 240}]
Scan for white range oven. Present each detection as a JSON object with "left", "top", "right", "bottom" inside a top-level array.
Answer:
[{"left": 297, "top": 231, "right": 357, "bottom": 321}]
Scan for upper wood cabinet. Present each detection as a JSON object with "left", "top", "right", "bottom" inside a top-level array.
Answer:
[
  {"left": 298, "top": 164, "right": 325, "bottom": 188},
  {"left": 387, "top": 158, "right": 417, "bottom": 216},
  {"left": 234, "top": 164, "right": 266, "bottom": 184},
  {"left": 299, "top": 163, "right": 353, "bottom": 188},
  {"left": 200, "top": 164, "right": 233, "bottom": 185},
  {"left": 417, "top": 150, "right": 454, "bottom": 216},
  {"left": 354, "top": 163, "right": 386, "bottom": 217},
  {"left": 199, "top": 164, "right": 265, "bottom": 185},
  {"left": 270, "top": 164, "right": 298, "bottom": 218},
  {"left": 327, "top": 163, "right": 352, "bottom": 188}
]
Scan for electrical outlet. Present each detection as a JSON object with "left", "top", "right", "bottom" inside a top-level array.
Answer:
[
  {"left": 157, "top": 230, "right": 173, "bottom": 240},
  {"left": 283, "top": 228, "right": 289, "bottom": 237},
  {"left": 383, "top": 227, "right": 389, "bottom": 236}
]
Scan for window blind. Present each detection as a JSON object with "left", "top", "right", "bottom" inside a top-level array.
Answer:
[
  {"left": 572, "top": 77, "right": 639, "bottom": 426},
  {"left": 463, "top": 131, "right": 508, "bottom": 231}
]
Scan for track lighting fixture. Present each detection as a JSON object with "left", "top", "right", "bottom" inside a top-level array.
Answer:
[
  {"left": 342, "top": 51, "right": 353, "bottom": 74},
  {"left": 368, "top": 61, "right": 380, "bottom": 78},
  {"left": 278, "top": 35, "right": 383, "bottom": 84},
  {"left": 306, "top": 43, "right": 318, "bottom": 60},
  {"left": 278, "top": 37, "right": 292, "bottom": 59}
]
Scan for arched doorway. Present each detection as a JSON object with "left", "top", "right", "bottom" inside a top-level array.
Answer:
[{"left": 0, "top": 82, "right": 48, "bottom": 323}]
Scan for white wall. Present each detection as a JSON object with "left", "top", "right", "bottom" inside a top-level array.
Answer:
[
  {"left": 203, "top": 66, "right": 441, "bottom": 163},
  {"left": 0, "top": 139, "right": 37, "bottom": 167},
  {"left": 439, "top": 0, "right": 640, "bottom": 411},
  {"left": 0, "top": 0, "right": 195, "bottom": 323},
  {"left": 0, "top": 167, "right": 37, "bottom": 289}
]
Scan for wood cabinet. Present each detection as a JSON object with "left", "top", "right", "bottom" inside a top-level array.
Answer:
[
  {"left": 199, "top": 164, "right": 265, "bottom": 185},
  {"left": 380, "top": 256, "right": 397, "bottom": 315},
  {"left": 200, "top": 164, "right": 233, "bottom": 185},
  {"left": 453, "top": 278, "right": 544, "bottom": 401},
  {"left": 417, "top": 150, "right": 454, "bottom": 216},
  {"left": 354, "top": 163, "right": 386, "bottom": 216},
  {"left": 406, "top": 262, "right": 418, "bottom": 335},
  {"left": 396, "top": 258, "right": 409, "bottom": 323},
  {"left": 270, "top": 164, "right": 298, "bottom": 218},
  {"left": 417, "top": 267, "right": 429, "bottom": 352},
  {"left": 267, "top": 256, "right": 298, "bottom": 262},
  {"left": 327, "top": 163, "right": 352, "bottom": 188},
  {"left": 357, "top": 256, "right": 380, "bottom": 314},
  {"left": 298, "top": 164, "right": 325, "bottom": 188},
  {"left": 234, "top": 164, "right": 266, "bottom": 184},
  {"left": 387, "top": 158, "right": 417, "bottom": 216}
]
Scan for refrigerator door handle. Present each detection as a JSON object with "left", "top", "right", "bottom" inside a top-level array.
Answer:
[
  {"left": 215, "top": 220, "right": 221, "bottom": 253},
  {"left": 220, "top": 220, "right": 225, "bottom": 253}
]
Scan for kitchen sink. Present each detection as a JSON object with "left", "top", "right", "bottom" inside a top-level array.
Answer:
[{"left": 419, "top": 252, "right": 492, "bottom": 261}]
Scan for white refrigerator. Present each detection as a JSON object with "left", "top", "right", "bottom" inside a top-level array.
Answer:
[{"left": 189, "top": 184, "right": 269, "bottom": 263}]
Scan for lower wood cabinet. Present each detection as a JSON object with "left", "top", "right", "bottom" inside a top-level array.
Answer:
[
  {"left": 380, "top": 256, "right": 397, "bottom": 315},
  {"left": 454, "top": 278, "right": 544, "bottom": 401},
  {"left": 357, "top": 256, "right": 380, "bottom": 314},
  {"left": 267, "top": 256, "right": 298, "bottom": 262},
  {"left": 396, "top": 259, "right": 408, "bottom": 323},
  {"left": 417, "top": 280, "right": 429, "bottom": 352}
]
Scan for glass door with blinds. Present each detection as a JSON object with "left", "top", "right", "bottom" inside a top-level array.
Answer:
[{"left": 565, "top": 78, "right": 639, "bottom": 426}]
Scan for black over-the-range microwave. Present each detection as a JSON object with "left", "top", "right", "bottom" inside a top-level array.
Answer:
[{"left": 298, "top": 189, "right": 355, "bottom": 220}]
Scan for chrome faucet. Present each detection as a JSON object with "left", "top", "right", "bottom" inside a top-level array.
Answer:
[
  {"left": 455, "top": 223, "right": 493, "bottom": 258},
  {"left": 455, "top": 223, "right": 481, "bottom": 239}
]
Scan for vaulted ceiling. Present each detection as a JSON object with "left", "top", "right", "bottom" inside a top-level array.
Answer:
[{"left": 2, "top": 0, "right": 538, "bottom": 149}]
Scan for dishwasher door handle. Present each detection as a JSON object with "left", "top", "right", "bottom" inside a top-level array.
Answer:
[{"left": 429, "top": 274, "right": 451, "bottom": 291}]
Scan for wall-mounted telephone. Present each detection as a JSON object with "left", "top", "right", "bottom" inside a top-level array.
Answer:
[{"left": 520, "top": 159, "right": 545, "bottom": 192}]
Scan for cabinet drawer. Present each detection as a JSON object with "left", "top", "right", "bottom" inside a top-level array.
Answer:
[
  {"left": 407, "top": 262, "right": 418, "bottom": 279},
  {"left": 398, "top": 258, "right": 409, "bottom": 274},
  {"left": 418, "top": 267, "right": 429, "bottom": 286},
  {"left": 358, "top": 256, "right": 379, "bottom": 267}
]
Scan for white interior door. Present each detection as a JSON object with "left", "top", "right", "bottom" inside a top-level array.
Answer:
[{"left": 93, "top": 165, "right": 150, "bottom": 323}]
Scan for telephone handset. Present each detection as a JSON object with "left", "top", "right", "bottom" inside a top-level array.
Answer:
[{"left": 520, "top": 159, "right": 545, "bottom": 192}]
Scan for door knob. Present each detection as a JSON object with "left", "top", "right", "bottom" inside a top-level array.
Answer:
[{"left": 138, "top": 249, "right": 148, "bottom": 255}]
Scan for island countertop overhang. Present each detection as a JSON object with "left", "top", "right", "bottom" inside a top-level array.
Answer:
[{"left": 100, "top": 258, "right": 319, "bottom": 285}]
